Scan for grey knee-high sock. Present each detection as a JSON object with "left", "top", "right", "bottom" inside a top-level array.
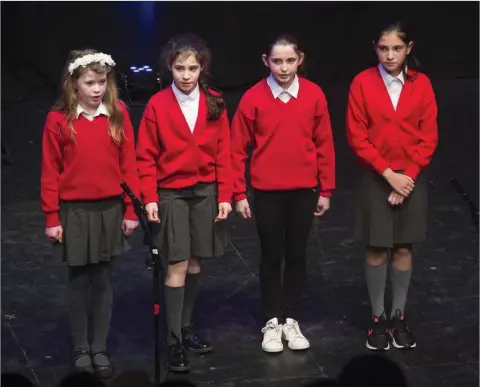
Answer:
[
  {"left": 90, "top": 263, "right": 113, "bottom": 355},
  {"left": 67, "top": 266, "right": 91, "bottom": 352},
  {"left": 164, "top": 286, "right": 185, "bottom": 345},
  {"left": 181, "top": 273, "right": 201, "bottom": 328},
  {"left": 365, "top": 262, "right": 387, "bottom": 317},
  {"left": 390, "top": 266, "right": 412, "bottom": 318}
]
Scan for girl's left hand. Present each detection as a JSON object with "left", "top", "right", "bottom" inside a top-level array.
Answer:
[
  {"left": 122, "top": 219, "right": 139, "bottom": 236},
  {"left": 215, "top": 202, "right": 232, "bottom": 222},
  {"left": 388, "top": 191, "right": 405, "bottom": 206},
  {"left": 314, "top": 196, "right": 330, "bottom": 216}
]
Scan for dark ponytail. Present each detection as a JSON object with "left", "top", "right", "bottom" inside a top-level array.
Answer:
[{"left": 160, "top": 33, "right": 225, "bottom": 121}]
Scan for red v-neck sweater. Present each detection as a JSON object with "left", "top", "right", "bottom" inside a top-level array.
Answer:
[
  {"left": 136, "top": 86, "right": 232, "bottom": 204},
  {"left": 40, "top": 102, "right": 140, "bottom": 228},
  {"left": 346, "top": 66, "right": 438, "bottom": 180},
  {"left": 230, "top": 77, "right": 336, "bottom": 201}
]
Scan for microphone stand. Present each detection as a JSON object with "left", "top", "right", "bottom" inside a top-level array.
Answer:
[
  {"left": 120, "top": 182, "right": 164, "bottom": 385},
  {"left": 451, "top": 177, "right": 479, "bottom": 263}
]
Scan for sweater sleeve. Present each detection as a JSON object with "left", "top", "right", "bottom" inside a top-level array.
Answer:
[
  {"left": 313, "top": 90, "right": 336, "bottom": 197},
  {"left": 136, "top": 101, "right": 161, "bottom": 205},
  {"left": 346, "top": 78, "right": 391, "bottom": 175},
  {"left": 215, "top": 110, "right": 233, "bottom": 203},
  {"left": 403, "top": 77, "right": 439, "bottom": 180},
  {"left": 118, "top": 103, "right": 140, "bottom": 220},
  {"left": 40, "top": 112, "right": 63, "bottom": 228},
  {"left": 230, "top": 96, "right": 255, "bottom": 202}
]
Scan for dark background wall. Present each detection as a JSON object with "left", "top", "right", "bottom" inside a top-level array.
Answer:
[{"left": 1, "top": 1, "right": 478, "bottom": 98}]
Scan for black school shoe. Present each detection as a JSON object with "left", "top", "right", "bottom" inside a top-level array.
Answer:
[
  {"left": 182, "top": 326, "right": 213, "bottom": 354},
  {"left": 366, "top": 314, "right": 390, "bottom": 351},
  {"left": 167, "top": 340, "right": 190, "bottom": 372},
  {"left": 91, "top": 351, "right": 114, "bottom": 378},
  {"left": 72, "top": 349, "right": 94, "bottom": 374},
  {"left": 388, "top": 309, "right": 417, "bottom": 349}
]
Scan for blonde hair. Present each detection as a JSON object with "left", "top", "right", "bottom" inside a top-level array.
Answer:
[{"left": 52, "top": 48, "right": 124, "bottom": 144}]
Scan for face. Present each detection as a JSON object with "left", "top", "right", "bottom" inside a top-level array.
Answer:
[
  {"left": 375, "top": 32, "right": 413, "bottom": 76},
  {"left": 170, "top": 52, "right": 202, "bottom": 95},
  {"left": 262, "top": 44, "right": 304, "bottom": 88},
  {"left": 76, "top": 69, "right": 107, "bottom": 110}
]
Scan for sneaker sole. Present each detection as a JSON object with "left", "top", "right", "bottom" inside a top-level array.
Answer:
[
  {"left": 262, "top": 345, "right": 283, "bottom": 353},
  {"left": 287, "top": 343, "right": 310, "bottom": 350},
  {"left": 366, "top": 340, "right": 390, "bottom": 351},
  {"left": 188, "top": 346, "right": 213, "bottom": 354},
  {"left": 168, "top": 364, "right": 191, "bottom": 372},
  {"left": 390, "top": 334, "right": 417, "bottom": 349}
]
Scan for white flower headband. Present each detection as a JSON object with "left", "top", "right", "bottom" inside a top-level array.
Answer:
[{"left": 68, "top": 53, "right": 116, "bottom": 74}]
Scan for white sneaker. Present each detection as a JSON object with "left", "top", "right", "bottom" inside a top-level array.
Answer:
[
  {"left": 282, "top": 318, "right": 310, "bottom": 350},
  {"left": 261, "top": 318, "right": 283, "bottom": 353}
]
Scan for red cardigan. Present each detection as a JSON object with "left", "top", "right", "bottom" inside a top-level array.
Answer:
[
  {"left": 231, "top": 77, "right": 336, "bottom": 201},
  {"left": 346, "top": 66, "right": 438, "bottom": 180},
  {"left": 136, "top": 86, "right": 232, "bottom": 204},
  {"left": 40, "top": 102, "right": 139, "bottom": 228}
]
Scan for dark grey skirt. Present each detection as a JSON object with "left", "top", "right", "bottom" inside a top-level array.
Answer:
[
  {"left": 354, "top": 167, "right": 429, "bottom": 248},
  {"left": 53, "top": 196, "right": 129, "bottom": 266},
  {"left": 154, "top": 182, "right": 228, "bottom": 266}
]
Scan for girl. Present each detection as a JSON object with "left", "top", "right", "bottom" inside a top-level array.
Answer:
[
  {"left": 40, "top": 49, "right": 140, "bottom": 377},
  {"left": 346, "top": 21, "right": 438, "bottom": 351},
  {"left": 136, "top": 33, "right": 232, "bottom": 372},
  {"left": 230, "top": 34, "right": 336, "bottom": 353}
]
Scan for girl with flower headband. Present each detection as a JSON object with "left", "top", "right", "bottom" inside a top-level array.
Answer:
[
  {"left": 136, "top": 33, "right": 232, "bottom": 372},
  {"left": 40, "top": 48, "right": 140, "bottom": 377}
]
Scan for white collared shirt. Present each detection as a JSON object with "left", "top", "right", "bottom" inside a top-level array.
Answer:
[
  {"left": 266, "top": 74, "right": 300, "bottom": 103},
  {"left": 172, "top": 82, "right": 200, "bottom": 132},
  {"left": 378, "top": 64, "right": 405, "bottom": 110},
  {"left": 76, "top": 102, "right": 109, "bottom": 121}
]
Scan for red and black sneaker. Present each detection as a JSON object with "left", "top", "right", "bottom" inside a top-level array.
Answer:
[
  {"left": 388, "top": 309, "right": 416, "bottom": 349},
  {"left": 366, "top": 314, "right": 390, "bottom": 351}
]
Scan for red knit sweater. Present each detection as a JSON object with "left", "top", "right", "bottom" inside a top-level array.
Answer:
[
  {"left": 40, "top": 102, "right": 139, "bottom": 228},
  {"left": 230, "top": 77, "right": 336, "bottom": 201},
  {"left": 346, "top": 66, "right": 438, "bottom": 179}
]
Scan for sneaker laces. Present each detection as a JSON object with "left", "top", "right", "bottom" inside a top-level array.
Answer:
[
  {"left": 284, "top": 319, "right": 305, "bottom": 340},
  {"left": 261, "top": 321, "right": 282, "bottom": 341}
]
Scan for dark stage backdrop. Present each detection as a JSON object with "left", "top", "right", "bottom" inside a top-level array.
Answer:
[{"left": 1, "top": 1, "right": 478, "bottom": 100}]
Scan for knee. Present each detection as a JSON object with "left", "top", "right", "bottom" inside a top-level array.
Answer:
[
  {"left": 188, "top": 256, "right": 202, "bottom": 274},
  {"left": 166, "top": 260, "right": 189, "bottom": 285},
  {"left": 392, "top": 243, "right": 412, "bottom": 257},
  {"left": 365, "top": 246, "right": 388, "bottom": 266}
]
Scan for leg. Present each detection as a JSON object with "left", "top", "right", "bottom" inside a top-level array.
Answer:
[
  {"left": 388, "top": 243, "right": 416, "bottom": 349},
  {"left": 180, "top": 256, "right": 213, "bottom": 354},
  {"left": 282, "top": 189, "right": 317, "bottom": 350},
  {"left": 67, "top": 265, "right": 93, "bottom": 372},
  {"left": 89, "top": 262, "right": 114, "bottom": 377},
  {"left": 253, "top": 190, "right": 286, "bottom": 353},
  {"left": 365, "top": 246, "right": 390, "bottom": 351}
]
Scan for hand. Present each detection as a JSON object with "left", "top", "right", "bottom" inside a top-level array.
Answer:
[
  {"left": 388, "top": 191, "right": 405, "bottom": 206},
  {"left": 45, "top": 225, "right": 63, "bottom": 243},
  {"left": 314, "top": 196, "right": 330, "bottom": 216},
  {"left": 383, "top": 169, "right": 415, "bottom": 197},
  {"left": 145, "top": 202, "right": 161, "bottom": 223},
  {"left": 215, "top": 202, "right": 232, "bottom": 222},
  {"left": 235, "top": 198, "right": 252, "bottom": 219},
  {"left": 122, "top": 219, "right": 139, "bottom": 236}
]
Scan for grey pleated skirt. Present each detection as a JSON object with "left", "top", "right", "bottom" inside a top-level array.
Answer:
[
  {"left": 53, "top": 196, "right": 129, "bottom": 266},
  {"left": 354, "top": 167, "right": 429, "bottom": 248},
  {"left": 154, "top": 182, "right": 228, "bottom": 266}
]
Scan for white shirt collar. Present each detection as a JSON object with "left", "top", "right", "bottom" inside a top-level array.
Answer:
[
  {"left": 378, "top": 64, "right": 405, "bottom": 86},
  {"left": 76, "top": 102, "right": 109, "bottom": 119},
  {"left": 172, "top": 82, "right": 200, "bottom": 103},
  {"left": 267, "top": 74, "right": 300, "bottom": 99}
]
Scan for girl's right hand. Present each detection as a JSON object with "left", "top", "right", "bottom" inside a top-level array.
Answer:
[
  {"left": 145, "top": 202, "right": 161, "bottom": 223},
  {"left": 235, "top": 198, "right": 252, "bottom": 219},
  {"left": 383, "top": 170, "right": 415, "bottom": 197},
  {"left": 45, "top": 226, "right": 63, "bottom": 243}
]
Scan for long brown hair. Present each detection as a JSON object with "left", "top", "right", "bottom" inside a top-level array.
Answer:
[
  {"left": 52, "top": 48, "right": 124, "bottom": 144},
  {"left": 160, "top": 33, "right": 225, "bottom": 121}
]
